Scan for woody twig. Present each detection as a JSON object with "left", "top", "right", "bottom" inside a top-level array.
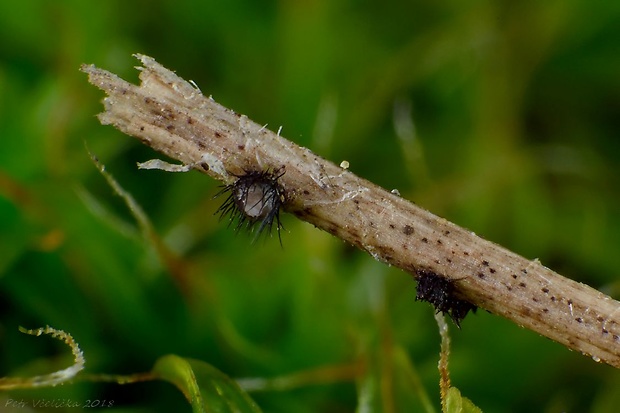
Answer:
[{"left": 81, "top": 54, "right": 620, "bottom": 368}]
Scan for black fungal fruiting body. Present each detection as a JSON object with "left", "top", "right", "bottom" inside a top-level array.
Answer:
[
  {"left": 215, "top": 168, "right": 285, "bottom": 243},
  {"left": 415, "top": 269, "right": 477, "bottom": 328}
]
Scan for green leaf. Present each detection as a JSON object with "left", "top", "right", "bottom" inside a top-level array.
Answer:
[
  {"left": 153, "top": 354, "right": 263, "bottom": 413},
  {"left": 445, "top": 387, "right": 482, "bottom": 413}
]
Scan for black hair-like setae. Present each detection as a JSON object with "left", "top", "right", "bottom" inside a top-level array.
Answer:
[
  {"left": 414, "top": 269, "right": 477, "bottom": 328},
  {"left": 215, "top": 168, "right": 285, "bottom": 244}
]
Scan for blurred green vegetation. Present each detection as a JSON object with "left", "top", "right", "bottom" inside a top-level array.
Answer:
[{"left": 1, "top": 0, "right": 619, "bottom": 412}]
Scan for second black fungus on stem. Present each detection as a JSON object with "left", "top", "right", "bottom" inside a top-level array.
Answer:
[{"left": 415, "top": 269, "right": 477, "bottom": 328}]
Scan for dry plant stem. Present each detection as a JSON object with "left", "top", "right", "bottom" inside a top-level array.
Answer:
[
  {"left": 0, "top": 326, "right": 85, "bottom": 389},
  {"left": 435, "top": 313, "right": 451, "bottom": 413},
  {"left": 81, "top": 54, "right": 620, "bottom": 368}
]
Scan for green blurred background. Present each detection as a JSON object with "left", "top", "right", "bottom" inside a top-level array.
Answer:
[{"left": 1, "top": 1, "right": 619, "bottom": 412}]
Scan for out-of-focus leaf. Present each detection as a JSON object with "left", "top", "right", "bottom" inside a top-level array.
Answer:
[
  {"left": 445, "top": 387, "right": 482, "bottom": 413},
  {"left": 152, "top": 354, "right": 262, "bottom": 413}
]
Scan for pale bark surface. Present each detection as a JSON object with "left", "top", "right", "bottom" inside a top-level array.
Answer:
[{"left": 82, "top": 54, "right": 620, "bottom": 368}]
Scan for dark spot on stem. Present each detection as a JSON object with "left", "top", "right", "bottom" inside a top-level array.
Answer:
[
  {"left": 403, "top": 225, "right": 414, "bottom": 235},
  {"left": 421, "top": 237, "right": 428, "bottom": 243},
  {"left": 160, "top": 108, "right": 176, "bottom": 120}
]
